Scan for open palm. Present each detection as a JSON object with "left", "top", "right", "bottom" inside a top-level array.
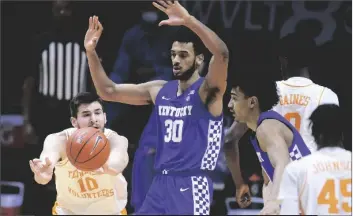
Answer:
[
  {"left": 152, "top": 1, "right": 190, "bottom": 26},
  {"left": 29, "top": 157, "right": 53, "bottom": 182},
  {"left": 84, "top": 16, "right": 103, "bottom": 52}
]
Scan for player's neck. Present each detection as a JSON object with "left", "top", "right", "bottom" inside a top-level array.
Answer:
[
  {"left": 178, "top": 71, "right": 200, "bottom": 94},
  {"left": 246, "top": 110, "right": 261, "bottom": 131},
  {"left": 287, "top": 67, "right": 310, "bottom": 79}
]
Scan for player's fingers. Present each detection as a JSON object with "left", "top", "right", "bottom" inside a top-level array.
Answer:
[
  {"left": 158, "top": 0, "right": 169, "bottom": 7},
  {"left": 97, "top": 20, "right": 103, "bottom": 32},
  {"left": 93, "top": 16, "right": 98, "bottom": 30},
  {"left": 165, "top": 0, "right": 173, "bottom": 5},
  {"left": 32, "top": 158, "right": 42, "bottom": 163},
  {"left": 45, "top": 157, "right": 52, "bottom": 167},
  {"left": 29, "top": 161, "right": 40, "bottom": 175},
  {"left": 153, "top": 2, "right": 166, "bottom": 12},
  {"left": 158, "top": 20, "right": 170, "bottom": 26},
  {"left": 89, "top": 16, "right": 93, "bottom": 30}
]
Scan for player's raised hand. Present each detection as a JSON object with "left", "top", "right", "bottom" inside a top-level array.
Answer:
[
  {"left": 236, "top": 184, "right": 252, "bottom": 208},
  {"left": 29, "top": 157, "right": 53, "bottom": 184},
  {"left": 84, "top": 16, "right": 103, "bottom": 52},
  {"left": 152, "top": 1, "right": 190, "bottom": 26},
  {"left": 94, "top": 163, "right": 119, "bottom": 176}
]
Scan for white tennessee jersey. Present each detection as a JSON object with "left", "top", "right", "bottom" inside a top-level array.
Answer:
[
  {"left": 278, "top": 147, "right": 352, "bottom": 215},
  {"left": 273, "top": 77, "right": 339, "bottom": 152},
  {"left": 54, "top": 128, "right": 128, "bottom": 215}
]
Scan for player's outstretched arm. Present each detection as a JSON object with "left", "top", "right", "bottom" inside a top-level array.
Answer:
[
  {"left": 256, "top": 119, "right": 291, "bottom": 214},
  {"left": 107, "top": 133, "right": 129, "bottom": 175},
  {"left": 85, "top": 16, "right": 166, "bottom": 105},
  {"left": 153, "top": 1, "right": 228, "bottom": 112},
  {"left": 29, "top": 132, "right": 65, "bottom": 185}
]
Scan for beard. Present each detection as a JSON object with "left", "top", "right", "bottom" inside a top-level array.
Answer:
[{"left": 174, "top": 61, "right": 197, "bottom": 81}]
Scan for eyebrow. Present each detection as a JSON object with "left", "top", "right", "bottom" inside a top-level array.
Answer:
[
  {"left": 81, "top": 109, "right": 102, "bottom": 114},
  {"left": 171, "top": 50, "right": 189, "bottom": 54}
]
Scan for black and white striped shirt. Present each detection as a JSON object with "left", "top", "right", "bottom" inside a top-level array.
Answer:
[{"left": 38, "top": 40, "right": 88, "bottom": 100}]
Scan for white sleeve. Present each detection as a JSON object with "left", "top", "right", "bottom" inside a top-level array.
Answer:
[
  {"left": 278, "top": 163, "right": 300, "bottom": 215},
  {"left": 320, "top": 87, "right": 339, "bottom": 106}
]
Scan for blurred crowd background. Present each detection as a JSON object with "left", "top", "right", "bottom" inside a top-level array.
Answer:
[{"left": 1, "top": 0, "right": 351, "bottom": 215}]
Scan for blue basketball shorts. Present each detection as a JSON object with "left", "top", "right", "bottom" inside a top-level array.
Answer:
[{"left": 136, "top": 171, "right": 213, "bottom": 215}]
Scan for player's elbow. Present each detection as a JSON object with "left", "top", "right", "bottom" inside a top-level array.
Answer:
[
  {"left": 215, "top": 46, "right": 229, "bottom": 62},
  {"left": 96, "top": 87, "right": 116, "bottom": 101}
]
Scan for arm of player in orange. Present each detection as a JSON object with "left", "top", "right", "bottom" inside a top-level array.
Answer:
[
  {"left": 100, "top": 132, "right": 129, "bottom": 176},
  {"left": 256, "top": 120, "right": 291, "bottom": 204},
  {"left": 85, "top": 16, "right": 166, "bottom": 105},
  {"left": 30, "top": 131, "right": 66, "bottom": 185},
  {"left": 278, "top": 162, "right": 301, "bottom": 215}
]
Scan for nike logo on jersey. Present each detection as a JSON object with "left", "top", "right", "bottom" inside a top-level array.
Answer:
[
  {"left": 162, "top": 96, "right": 170, "bottom": 100},
  {"left": 180, "top": 188, "right": 190, "bottom": 192},
  {"left": 158, "top": 105, "right": 193, "bottom": 117}
]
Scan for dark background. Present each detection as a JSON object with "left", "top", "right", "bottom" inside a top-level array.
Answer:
[{"left": 1, "top": 1, "right": 351, "bottom": 215}]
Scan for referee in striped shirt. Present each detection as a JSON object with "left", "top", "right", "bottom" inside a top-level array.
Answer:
[{"left": 23, "top": 0, "right": 91, "bottom": 146}]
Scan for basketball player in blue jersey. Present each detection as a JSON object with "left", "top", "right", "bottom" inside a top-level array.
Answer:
[
  {"left": 227, "top": 66, "right": 311, "bottom": 215},
  {"left": 84, "top": 1, "right": 229, "bottom": 214}
]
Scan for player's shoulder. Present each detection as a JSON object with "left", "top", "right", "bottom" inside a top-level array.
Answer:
[
  {"left": 55, "top": 127, "right": 76, "bottom": 140},
  {"left": 104, "top": 128, "right": 128, "bottom": 145},
  {"left": 288, "top": 152, "right": 321, "bottom": 169}
]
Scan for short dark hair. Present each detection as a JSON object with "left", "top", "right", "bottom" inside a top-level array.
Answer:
[
  {"left": 69, "top": 92, "right": 104, "bottom": 117},
  {"left": 171, "top": 26, "right": 205, "bottom": 55},
  {"left": 276, "top": 33, "right": 316, "bottom": 72},
  {"left": 309, "top": 104, "right": 343, "bottom": 149},
  {"left": 231, "top": 63, "right": 279, "bottom": 112}
]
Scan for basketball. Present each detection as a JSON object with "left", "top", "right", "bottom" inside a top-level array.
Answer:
[{"left": 66, "top": 127, "right": 110, "bottom": 171}]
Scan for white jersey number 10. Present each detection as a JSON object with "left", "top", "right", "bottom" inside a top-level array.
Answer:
[{"left": 164, "top": 119, "right": 184, "bottom": 143}]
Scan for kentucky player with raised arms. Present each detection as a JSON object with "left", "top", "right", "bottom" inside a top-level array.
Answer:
[
  {"left": 29, "top": 92, "right": 129, "bottom": 215},
  {"left": 227, "top": 66, "right": 311, "bottom": 215},
  {"left": 278, "top": 104, "right": 351, "bottom": 215},
  {"left": 84, "top": 1, "right": 228, "bottom": 214}
]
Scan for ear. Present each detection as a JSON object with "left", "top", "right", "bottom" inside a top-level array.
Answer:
[
  {"left": 103, "top": 112, "right": 107, "bottom": 125},
  {"left": 71, "top": 117, "right": 78, "bottom": 128},
  {"left": 195, "top": 54, "right": 204, "bottom": 67},
  {"left": 248, "top": 96, "right": 258, "bottom": 109}
]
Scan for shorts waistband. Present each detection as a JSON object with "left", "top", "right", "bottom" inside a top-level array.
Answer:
[{"left": 156, "top": 169, "right": 210, "bottom": 177}]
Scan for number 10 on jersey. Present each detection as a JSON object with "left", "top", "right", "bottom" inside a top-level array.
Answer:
[{"left": 164, "top": 119, "right": 184, "bottom": 143}]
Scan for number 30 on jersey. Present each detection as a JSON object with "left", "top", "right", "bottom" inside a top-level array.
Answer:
[{"left": 164, "top": 119, "right": 184, "bottom": 143}]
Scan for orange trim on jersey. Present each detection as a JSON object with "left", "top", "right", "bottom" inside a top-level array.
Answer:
[
  {"left": 281, "top": 82, "right": 314, "bottom": 88},
  {"left": 120, "top": 208, "right": 127, "bottom": 215},
  {"left": 299, "top": 199, "right": 306, "bottom": 215},
  {"left": 298, "top": 172, "right": 308, "bottom": 198},
  {"left": 52, "top": 201, "right": 58, "bottom": 215},
  {"left": 318, "top": 87, "right": 326, "bottom": 105},
  {"left": 298, "top": 172, "right": 308, "bottom": 215}
]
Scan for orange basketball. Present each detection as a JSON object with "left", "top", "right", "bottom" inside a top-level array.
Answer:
[{"left": 66, "top": 127, "right": 110, "bottom": 171}]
